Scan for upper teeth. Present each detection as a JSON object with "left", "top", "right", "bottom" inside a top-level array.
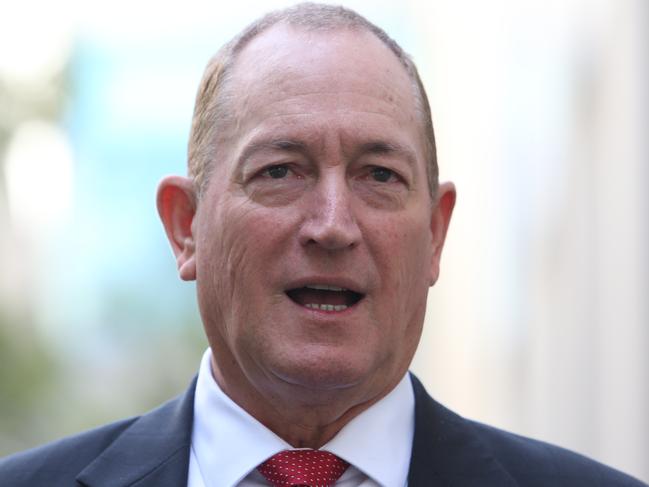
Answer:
[
  {"left": 305, "top": 285, "right": 347, "bottom": 291},
  {"left": 305, "top": 303, "right": 348, "bottom": 311}
]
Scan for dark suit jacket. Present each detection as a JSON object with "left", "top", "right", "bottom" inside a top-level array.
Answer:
[{"left": 0, "top": 374, "right": 646, "bottom": 486}]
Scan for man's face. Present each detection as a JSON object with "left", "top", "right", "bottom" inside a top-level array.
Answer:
[{"left": 193, "top": 25, "right": 452, "bottom": 407}]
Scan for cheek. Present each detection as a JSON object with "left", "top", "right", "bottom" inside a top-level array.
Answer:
[
  {"left": 210, "top": 214, "right": 261, "bottom": 296},
  {"left": 369, "top": 213, "right": 433, "bottom": 316},
  {"left": 376, "top": 213, "right": 432, "bottom": 278},
  {"left": 198, "top": 202, "right": 295, "bottom": 311}
]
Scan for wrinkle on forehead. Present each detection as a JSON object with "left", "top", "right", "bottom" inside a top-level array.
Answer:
[
  {"left": 231, "top": 112, "right": 419, "bottom": 158},
  {"left": 257, "top": 90, "right": 416, "bottom": 124}
]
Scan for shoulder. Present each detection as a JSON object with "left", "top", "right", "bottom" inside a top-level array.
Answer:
[
  {"left": 409, "top": 374, "right": 647, "bottom": 486},
  {"left": 0, "top": 417, "right": 138, "bottom": 486},
  {"left": 467, "top": 419, "right": 647, "bottom": 486},
  {"left": 0, "top": 378, "right": 196, "bottom": 487}
]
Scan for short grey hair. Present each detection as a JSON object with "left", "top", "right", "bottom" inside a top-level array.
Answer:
[{"left": 188, "top": 2, "right": 439, "bottom": 197}]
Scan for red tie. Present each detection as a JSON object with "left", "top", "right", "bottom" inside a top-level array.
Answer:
[{"left": 257, "top": 449, "right": 350, "bottom": 487}]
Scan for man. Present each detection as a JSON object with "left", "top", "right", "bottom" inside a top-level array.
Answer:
[{"left": 0, "top": 3, "right": 645, "bottom": 486}]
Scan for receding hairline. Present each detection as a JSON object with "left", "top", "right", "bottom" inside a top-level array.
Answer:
[
  {"left": 188, "top": 2, "right": 439, "bottom": 198},
  {"left": 229, "top": 4, "right": 415, "bottom": 73}
]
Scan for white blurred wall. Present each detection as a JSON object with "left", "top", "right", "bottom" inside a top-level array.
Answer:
[{"left": 410, "top": 0, "right": 648, "bottom": 481}]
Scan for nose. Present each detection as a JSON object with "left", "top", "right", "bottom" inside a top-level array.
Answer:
[{"left": 298, "top": 174, "right": 361, "bottom": 251}]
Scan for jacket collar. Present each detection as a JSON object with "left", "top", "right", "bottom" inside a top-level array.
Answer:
[
  {"left": 408, "top": 374, "right": 518, "bottom": 486},
  {"left": 76, "top": 377, "right": 196, "bottom": 487}
]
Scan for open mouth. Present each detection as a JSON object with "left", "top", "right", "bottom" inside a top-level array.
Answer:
[{"left": 286, "top": 284, "right": 364, "bottom": 312}]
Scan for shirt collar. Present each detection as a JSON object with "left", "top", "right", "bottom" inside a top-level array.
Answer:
[
  {"left": 191, "top": 348, "right": 414, "bottom": 487},
  {"left": 323, "top": 373, "right": 414, "bottom": 486}
]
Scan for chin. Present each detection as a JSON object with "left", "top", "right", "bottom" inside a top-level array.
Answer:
[{"left": 269, "top": 351, "right": 376, "bottom": 395}]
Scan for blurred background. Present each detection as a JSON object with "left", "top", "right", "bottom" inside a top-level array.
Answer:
[{"left": 0, "top": 0, "right": 646, "bottom": 482}]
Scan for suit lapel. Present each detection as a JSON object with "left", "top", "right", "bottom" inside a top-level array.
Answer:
[
  {"left": 76, "top": 377, "right": 196, "bottom": 487},
  {"left": 408, "top": 374, "right": 518, "bottom": 487}
]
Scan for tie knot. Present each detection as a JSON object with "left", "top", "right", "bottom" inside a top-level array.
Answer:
[{"left": 257, "top": 449, "right": 350, "bottom": 487}]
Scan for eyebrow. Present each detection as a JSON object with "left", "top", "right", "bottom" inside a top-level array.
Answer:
[
  {"left": 237, "top": 139, "right": 307, "bottom": 167},
  {"left": 236, "top": 138, "right": 417, "bottom": 170},
  {"left": 359, "top": 141, "right": 417, "bottom": 167}
]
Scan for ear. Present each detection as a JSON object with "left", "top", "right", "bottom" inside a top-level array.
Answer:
[
  {"left": 429, "top": 181, "right": 456, "bottom": 286},
  {"left": 156, "top": 176, "right": 198, "bottom": 281}
]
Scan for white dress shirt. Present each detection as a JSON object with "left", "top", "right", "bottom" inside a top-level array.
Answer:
[{"left": 188, "top": 349, "right": 414, "bottom": 487}]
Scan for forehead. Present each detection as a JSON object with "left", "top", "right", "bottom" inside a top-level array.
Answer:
[
  {"left": 224, "top": 25, "right": 422, "bottom": 147},
  {"left": 232, "top": 24, "right": 412, "bottom": 89}
]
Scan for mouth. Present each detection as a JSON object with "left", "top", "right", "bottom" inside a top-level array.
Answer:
[{"left": 285, "top": 284, "right": 365, "bottom": 312}]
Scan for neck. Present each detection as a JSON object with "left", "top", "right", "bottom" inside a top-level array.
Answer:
[{"left": 210, "top": 355, "right": 400, "bottom": 448}]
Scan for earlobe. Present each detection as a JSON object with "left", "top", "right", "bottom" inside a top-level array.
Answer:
[
  {"left": 429, "top": 182, "right": 456, "bottom": 286},
  {"left": 178, "top": 236, "right": 197, "bottom": 281},
  {"left": 156, "top": 176, "right": 198, "bottom": 281}
]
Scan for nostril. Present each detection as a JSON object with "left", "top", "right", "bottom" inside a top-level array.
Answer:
[
  {"left": 298, "top": 220, "right": 361, "bottom": 250},
  {"left": 297, "top": 186, "right": 361, "bottom": 250},
  {"left": 303, "top": 237, "right": 357, "bottom": 250}
]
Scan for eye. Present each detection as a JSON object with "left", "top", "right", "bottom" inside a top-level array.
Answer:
[
  {"left": 369, "top": 166, "right": 397, "bottom": 183},
  {"left": 264, "top": 165, "right": 289, "bottom": 179}
]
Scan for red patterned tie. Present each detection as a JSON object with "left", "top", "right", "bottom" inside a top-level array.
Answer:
[{"left": 257, "top": 449, "right": 350, "bottom": 487}]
